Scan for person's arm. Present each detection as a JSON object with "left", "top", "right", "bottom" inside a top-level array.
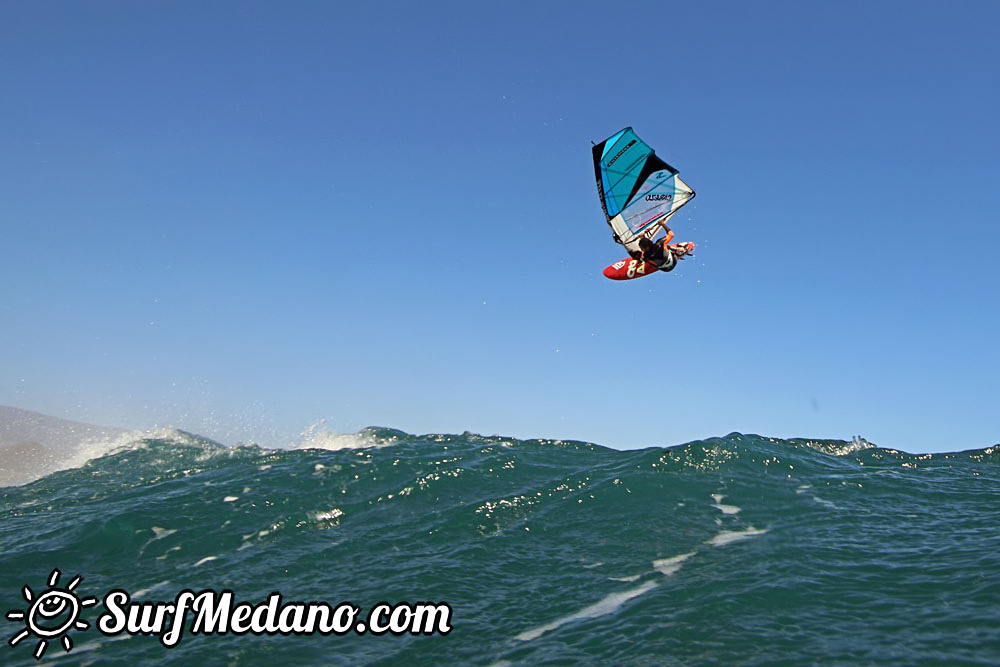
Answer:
[{"left": 663, "top": 227, "right": 675, "bottom": 245}]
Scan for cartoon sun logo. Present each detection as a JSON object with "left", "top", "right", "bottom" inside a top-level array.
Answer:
[{"left": 6, "top": 569, "right": 98, "bottom": 660}]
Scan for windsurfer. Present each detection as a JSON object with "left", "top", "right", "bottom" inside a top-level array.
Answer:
[{"left": 634, "top": 227, "right": 693, "bottom": 272}]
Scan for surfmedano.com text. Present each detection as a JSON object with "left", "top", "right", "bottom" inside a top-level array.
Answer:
[{"left": 98, "top": 589, "right": 453, "bottom": 647}]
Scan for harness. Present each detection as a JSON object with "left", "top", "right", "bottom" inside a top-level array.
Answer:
[{"left": 643, "top": 241, "right": 676, "bottom": 272}]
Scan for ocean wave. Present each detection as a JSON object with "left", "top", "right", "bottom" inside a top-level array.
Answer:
[
  {"left": 2, "top": 429, "right": 999, "bottom": 664},
  {"left": 5, "top": 425, "right": 999, "bottom": 493}
]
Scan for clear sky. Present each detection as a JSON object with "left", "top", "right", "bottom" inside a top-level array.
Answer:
[{"left": 2, "top": 1, "right": 998, "bottom": 454}]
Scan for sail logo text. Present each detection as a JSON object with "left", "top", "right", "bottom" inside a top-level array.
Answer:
[
  {"left": 645, "top": 193, "right": 673, "bottom": 201},
  {"left": 606, "top": 139, "right": 637, "bottom": 167}
]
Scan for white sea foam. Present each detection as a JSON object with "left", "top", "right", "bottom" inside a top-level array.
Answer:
[
  {"left": 132, "top": 580, "right": 172, "bottom": 599},
  {"left": 710, "top": 493, "right": 741, "bottom": 515},
  {"left": 812, "top": 495, "right": 839, "bottom": 510},
  {"left": 515, "top": 581, "right": 657, "bottom": 642},
  {"left": 795, "top": 484, "right": 838, "bottom": 508},
  {"left": 67, "top": 427, "right": 209, "bottom": 470},
  {"left": 138, "top": 526, "right": 178, "bottom": 558},
  {"left": 311, "top": 508, "right": 345, "bottom": 522},
  {"left": 0, "top": 425, "right": 191, "bottom": 487},
  {"left": 653, "top": 552, "right": 696, "bottom": 576},
  {"left": 155, "top": 546, "right": 181, "bottom": 561},
  {"left": 706, "top": 527, "right": 768, "bottom": 547},
  {"left": 294, "top": 421, "right": 386, "bottom": 451}
]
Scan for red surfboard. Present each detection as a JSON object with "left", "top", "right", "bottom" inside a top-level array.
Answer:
[
  {"left": 602, "top": 257, "right": 660, "bottom": 281},
  {"left": 602, "top": 242, "right": 695, "bottom": 281}
]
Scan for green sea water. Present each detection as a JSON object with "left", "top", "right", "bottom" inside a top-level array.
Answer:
[{"left": 2, "top": 430, "right": 999, "bottom": 665}]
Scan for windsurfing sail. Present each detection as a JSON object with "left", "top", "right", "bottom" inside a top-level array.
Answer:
[{"left": 593, "top": 127, "right": 695, "bottom": 254}]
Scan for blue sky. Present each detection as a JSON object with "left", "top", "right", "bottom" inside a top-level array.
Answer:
[{"left": 2, "top": 1, "right": 998, "bottom": 453}]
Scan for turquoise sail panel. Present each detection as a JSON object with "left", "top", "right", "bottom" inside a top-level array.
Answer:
[{"left": 597, "top": 128, "right": 660, "bottom": 219}]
